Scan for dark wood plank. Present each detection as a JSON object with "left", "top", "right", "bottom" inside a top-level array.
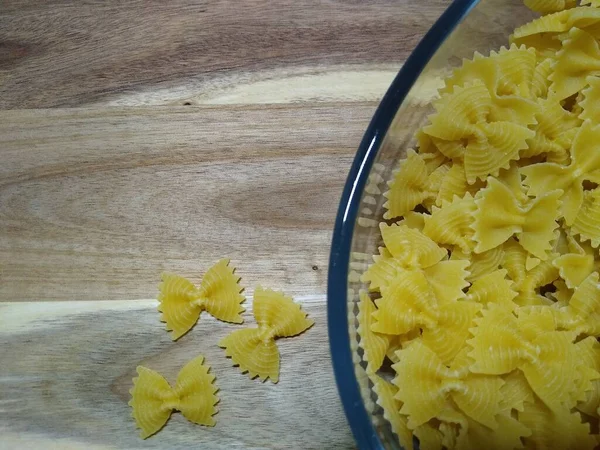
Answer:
[{"left": 0, "top": 0, "right": 448, "bottom": 108}]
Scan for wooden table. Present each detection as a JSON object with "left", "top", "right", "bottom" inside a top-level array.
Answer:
[{"left": 0, "top": 1, "right": 447, "bottom": 448}]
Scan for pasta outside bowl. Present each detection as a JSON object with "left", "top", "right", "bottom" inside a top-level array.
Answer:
[{"left": 326, "top": 0, "right": 553, "bottom": 449}]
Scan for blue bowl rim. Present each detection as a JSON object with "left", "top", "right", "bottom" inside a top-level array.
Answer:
[{"left": 327, "top": 0, "right": 479, "bottom": 448}]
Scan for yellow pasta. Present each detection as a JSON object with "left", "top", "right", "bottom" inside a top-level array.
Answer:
[
  {"left": 512, "top": 7, "right": 600, "bottom": 47},
  {"left": 550, "top": 28, "right": 600, "bottom": 100},
  {"left": 501, "top": 239, "right": 560, "bottom": 306},
  {"left": 580, "top": 76, "right": 600, "bottom": 122},
  {"left": 129, "top": 355, "right": 218, "bottom": 439},
  {"left": 158, "top": 259, "right": 245, "bottom": 340},
  {"left": 435, "top": 163, "right": 484, "bottom": 207},
  {"left": 523, "top": 95, "right": 581, "bottom": 160},
  {"left": 442, "top": 45, "right": 538, "bottom": 102},
  {"left": 572, "top": 187, "right": 600, "bottom": 247},
  {"left": 424, "top": 82, "right": 535, "bottom": 183},
  {"left": 219, "top": 286, "right": 313, "bottom": 383},
  {"left": 370, "top": 374, "right": 414, "bottom": 450},
  {"left": 575, "top": 337, "right": 600, "bottom": 417},
  {"left": 450, "top": 246, "right": 504, "bottom": 282},
  {"left": 393, "top": 342, "right": 504, "bottom": 430},
  {"left": 379, "top": 222, "right": 448, "bottom": 270},
  {"left": 372, "top": 270, "right": 438, "bottom": 336},
  {"left": 357, "top": 291, "right": 391, "bottom": 374},
  {"left": 422, "top": 259, "right": 470, "bottom": 304},
  {"left": 420, "top": 301, "right": 482, "bottom": 364},
  {"left": 383, "top": 149, "right": 441, "bottom": 219},
  {"left": 361, "top": 6, "right": 600, "bottom": 448},
  {"left": 524, "top": 0, "right": 577, "bottom": 15},
  {"left": 522, "top": 121, "right": 600, "bottom": 226},
  {"left": 468, "top": 305, "right": 582, "bottom": 410},
  {"left": 464, "top": 269, "right": 518, "bottom": 312},
  {"left": 531, "top": 57, "right": 554, "bottom": 99},
  {"left": 472, "top": 177, "right": 562, "bottom": 259},
  {"left": 422, "top": 193, "right": 476, "bottom": 253},
  {"left": 553, "top": 272, "right": 600, "bottom": 336},
  {"left": 554, "top": 240, "right": 597, "bottom": 288},
  {"left": 519, "top": 398, "right": 596, "bottom": 450}
]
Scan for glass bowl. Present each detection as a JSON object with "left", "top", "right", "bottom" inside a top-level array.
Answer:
[{"left": 327, "top": 0, "right": 537, "bottom": 448}]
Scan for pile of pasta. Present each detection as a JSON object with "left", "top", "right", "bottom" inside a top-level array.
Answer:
[{"left": 359, "top": 3, "right": 600, "bottom": 450}]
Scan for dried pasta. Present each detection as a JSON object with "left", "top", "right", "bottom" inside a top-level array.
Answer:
[
  {"left": 158, "top": 259, "right": 245, "bottom": 340},
  {"left": 129, "top": 355, "right": 218, "bottom": 439},
  {"left": 219, "top": 286, "right": 313, "bottom": 383},
  {"left": 357, "top": 291, "right": 391, "bottom": 374},
  {"left": 358, "top": 3, "right": 600, "bottom": 448},
  {"left": 524, "top": 0, "right": 577, "bottom": 15}
]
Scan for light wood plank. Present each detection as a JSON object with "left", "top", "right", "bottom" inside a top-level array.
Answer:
[
  {"left": 0, "top": 296, "right": 352, "bottom": 449},
  {"left": 0, "top": 103, "right": 375, "bottom": 302}
]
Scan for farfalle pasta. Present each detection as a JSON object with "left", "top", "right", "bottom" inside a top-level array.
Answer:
[
  {"left": 129, "top": 355, "right": 218, "bottom": 439},
  {"left": 158, "top": 259, "right": 245, "bottom": 339},
  {"left": 219, "top": 286, "right": 313, "bottom": 383},
  {"left": 357, "top": 2, "right": 600, "bottom": 449}
]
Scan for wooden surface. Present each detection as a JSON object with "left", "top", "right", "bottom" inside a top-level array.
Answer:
[{"left": 0, "top": 1, "right": 447, "bottom": 448}]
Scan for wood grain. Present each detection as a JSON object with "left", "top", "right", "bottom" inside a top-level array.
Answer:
[
  {"left": 0, "top": 0, "right": 447, "bottom": 108},
  {"left": 0, "top": 103, "right": 376, "bottom": 302},
  {"left": 0, "top": 296, "right": 351, "bottom": 449}
]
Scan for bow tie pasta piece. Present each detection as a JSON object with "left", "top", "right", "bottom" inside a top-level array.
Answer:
[
  {"left": 360, "top": 230, "right": 464, "bottom": 298},
  {"left": 523, "top": 95, "right": 582, "bottom": 160},
  {"left": 451, "top": 246, "right": 504, "bottom": 282},
  {"left": 129, "top": 355, "right": 218, "bottom": 439},
  {"left": 580, "top": 76, "right": 600, "bottom": 122},
  {"left": 531, "top": 57, "right": 555, "bottom": 99},
  {"left": 441, "top": 404, "right": 532, "bottom": 450},
  {"left": 499, "top": 370, "right": 535, "bottom": 415},
  {"left": 500, "top": 239, "right": 560, "bottom": 307},
  {"left": 357, "top": 291, "right": 392, "bottom": 374},
  {"left": 435, "top": 163, "right": 485, "bottom": 207},
  {"left": 380, "top": 222, "right": 448, "bottom": 270},
  {"left": 556, "top": 272, "right": 600, "bottom": 336},
  {"left": 423, "top": 259, "right": 470, "bottom": 304},
  {"left": 370, "top": 374, "right": 415, "bottom": 450},
  {"left": 575, "top": 337, "right": 600, "bottom": 416},
  {"left": 472, "top": 177, "right": 562, "bottom": 259},
  {"left": 421, "top": 301, "right": 482, "bottom": 365},
  {"left": 554, "top": 240, "right": 598, "bottom": 288},
  {"left": 550, "top": 28, "right": 600, "bottom": 100},
  {"left": 524, "top": 0, "right": 577, "bottom": 14},
  {"left": 441, "top": 45, "right": 538, "bottom": 101},
  {"left": 383, "top": 150, "right": 448, "bottom": 219},
  {"left": 512, "top": 7, "right": 600, "bottom": 52},
  {"left": 158, "top": 259, "right": 245, "bottom": 340},
  {"left": 372, "top": 270, "right": 438, "bottom": 335},
  {"left": 523, "top": 121, "right": 600, "bottom": 226},
  {"left": 219, "top": 287, "right": 313, "bottom": 383},
  {"left": 518, "top": 399, "right": 596, "bottom": 450},
  {"left": 361, "top": 246, "right": 400, "bottom": 292},
  {"left": 468, "top": 305, "right": 581, "bottom": 410},
  {"left": 393, "top": 341, "right": 504, "bottom": 430},
  {"left": 464, "top": 269, "right": 518, "bottom": 312},
  {"left": 424, "top": 82, "right": 535, "bottom": 183},
  {"left": 455, "top": 413, "right": 532, "bottom": 450},
  {"left": 572, "top": 188, "right": 600, "bottom": 247},
  {"left": 414, "top": 424, "right": 444, "bottom": 450},
  {"left": 423, "top": 193, "right": 476, "bottom": 253},
  {"left": 416, "top": 129, "right": 449, "bottom": 171}
]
